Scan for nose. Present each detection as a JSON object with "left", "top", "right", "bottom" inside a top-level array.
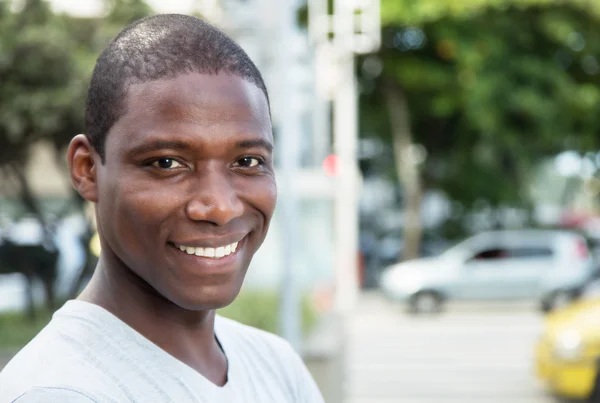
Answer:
[{"left": 185, "top": 167, "right": 244, "bottom": 226}]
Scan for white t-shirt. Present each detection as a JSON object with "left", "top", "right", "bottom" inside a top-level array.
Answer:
[{"left": 0, "top": 300, "right": 324, "bottom": 403}]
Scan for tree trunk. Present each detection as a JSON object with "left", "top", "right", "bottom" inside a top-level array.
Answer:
[
  {"left": 383, "top": 82, "right": 423, "bottom": 262},
  {"left": 8, "top": 164, "right": 47, "bottom": 229},
  {"left": 8, "top": 164, "right": 60, "bottom": 256}
]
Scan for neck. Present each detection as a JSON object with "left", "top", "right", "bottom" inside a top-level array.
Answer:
[
  {"left": 80, "top": 256, "right": 216, "bottom": 333},
  {"left": 77, "top": 254, "right": 227, "bottom": 385}
]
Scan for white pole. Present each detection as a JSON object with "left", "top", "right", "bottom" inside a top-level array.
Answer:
[
  {"left": 311, "top": 90, "right": 331, "bottom": 165},
  {"left": 333, "top": 0, "right": 360, "bottom": 314},
  {"left": 275, "top": 0, "right": 302, "bottom": 350},
  {"left": 308, "top": 0, "right": 380, "bottom": 316}
]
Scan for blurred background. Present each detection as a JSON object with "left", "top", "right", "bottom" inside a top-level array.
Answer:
[{"left": 3, "top": 0, "right": 600, "bottom": 402}]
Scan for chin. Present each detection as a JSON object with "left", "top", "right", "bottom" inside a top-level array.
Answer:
[{"left": 170, "top": 282, "right": 243, "bottom": 311}]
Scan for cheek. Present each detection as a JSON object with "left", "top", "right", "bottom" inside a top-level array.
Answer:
[
  {"left": 124, "top": 189, "right": 178, "bottom": 230},
  {"left": 267, "top": 183, "right": 277, "bottom": 220},
  {"left": 105, "top": 176, "right": 182, "bottom": 245},
  {"left": 252, "top": 178, "right": 277, "bottom": 226}
]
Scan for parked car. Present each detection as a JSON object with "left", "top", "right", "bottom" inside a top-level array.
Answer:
[
  {"left": 379, "top": 229, "right": 596, "bottom": 314},
  {"left": 362, "top": 232, "right": 448, "bottom": 289},
  {"left": 535, "top": 286, "right": 600, "bottom": 400}
]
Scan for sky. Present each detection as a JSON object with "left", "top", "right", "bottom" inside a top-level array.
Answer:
[{"left": 48, "top": 0, "right": 197, "bottom": 16}]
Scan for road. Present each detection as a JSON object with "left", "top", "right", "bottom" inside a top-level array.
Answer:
[{"left": 344, "top": 293, "right": 556, "bottom": 403}]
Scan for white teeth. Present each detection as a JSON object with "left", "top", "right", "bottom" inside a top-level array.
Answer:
[{"left": 175, "top": 240, "right": 241, "bottom": 259}]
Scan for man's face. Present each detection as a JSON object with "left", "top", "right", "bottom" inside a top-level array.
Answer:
[{"left": 94, "top": 73, "right": 276, "bottom": 310}]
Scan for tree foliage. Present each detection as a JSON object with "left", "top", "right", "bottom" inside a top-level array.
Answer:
[
  {"left": 0, "top": 0, "right": 153, "bottom": 221},
  {"left": 361, "top": 0, "right": 600, "bottom": 212},
  {"left": 0, "top": 0, "right": 87, "bottom": 222},
  {"left": 0, "top": 0, "right": 83, "bottom": 165}
]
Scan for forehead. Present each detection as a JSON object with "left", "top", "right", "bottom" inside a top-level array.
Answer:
[{"left": 107, "top": 72, "right": 272, "bottom": 150}]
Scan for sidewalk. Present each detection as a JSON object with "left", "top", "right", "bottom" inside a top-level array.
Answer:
[{"left": 303, "top": 312, "right": 346, "bottom": 403}]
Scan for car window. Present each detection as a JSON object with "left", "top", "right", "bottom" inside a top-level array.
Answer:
[
  {"left": 472, "top": 248, "right": 508, "bottom": 260},
  {"left": 507, "top": 247, "right": 554, "bottom": 258},
  {"left": 470, "top": 246, "right": 553, "bottom": 261}
]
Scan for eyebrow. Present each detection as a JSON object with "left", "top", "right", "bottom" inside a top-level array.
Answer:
[
  {"left": 128, "top": 140, "right": 191, "bottom": 155},
  {"left": 128, "top": 138, "right": 273, "bottom": 155},
  {"left": 236, "top": 139, "right": 273, "bottom": 153}
]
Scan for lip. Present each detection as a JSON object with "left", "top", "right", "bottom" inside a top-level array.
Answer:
[
  {"left": 169, "top": 233, "right": 247, "bottom": 249},
  {"left": 167, "top": 236, "right": 247, "bottom": 274}
]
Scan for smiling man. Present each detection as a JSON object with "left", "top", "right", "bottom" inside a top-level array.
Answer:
[{"left": 0, "top": 14, "right": 324, "bottom": 403}]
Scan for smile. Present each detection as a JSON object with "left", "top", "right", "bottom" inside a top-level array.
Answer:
[{"left": 172, "top": 241, "right": 239, "bottom": 259}]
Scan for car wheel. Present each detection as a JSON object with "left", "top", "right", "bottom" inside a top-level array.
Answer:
[
  {"left": 543, "top": 290, "right": 573, "bottom": 313},
  {"left": 409, "top": 291, "right": 443, "bottom": 315}
]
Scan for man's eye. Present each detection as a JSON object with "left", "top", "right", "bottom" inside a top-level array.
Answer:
[
  {"left": 235, "top": 157, "right": 262, "bottom": 168},
  {"left": 151, "top": 158, "right": 184, "bottom": 170}
]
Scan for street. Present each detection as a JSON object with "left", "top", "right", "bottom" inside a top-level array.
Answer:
[{"left": 345, "top": 293, "right": 556, "bottom": 403}]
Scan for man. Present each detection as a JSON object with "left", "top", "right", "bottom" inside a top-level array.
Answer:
[{"left": 0, "top": 14, "right": 324, "bottom": 403}]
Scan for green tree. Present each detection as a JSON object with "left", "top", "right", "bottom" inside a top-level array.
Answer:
[
  {"left": 0, "top": 0, "right": 154, "bottom": 221},
  {"left": 0, "top": 0, "right": 86, "bottom": 225},
  {"left": 361, "top": 0, "right": 600, "bottom": 258}
]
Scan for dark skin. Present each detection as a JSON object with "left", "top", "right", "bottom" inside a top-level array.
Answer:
[{"left": 67, "top": 73, "right": 276, "bottom": 386}]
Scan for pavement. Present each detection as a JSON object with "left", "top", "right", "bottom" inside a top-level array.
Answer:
[{"left": 343, "top": 292, "right": 557, "bottom": 403}]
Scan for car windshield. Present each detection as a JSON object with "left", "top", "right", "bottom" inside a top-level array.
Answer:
[{"left": 438, "top": 239, "right": 470, "bottom": 260}]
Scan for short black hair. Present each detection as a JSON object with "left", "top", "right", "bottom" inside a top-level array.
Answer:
[{"left": 85, "top": 14, "right": 270, "bottom": 161}]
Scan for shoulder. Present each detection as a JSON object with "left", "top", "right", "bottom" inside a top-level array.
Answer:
[
  {"left": 0, "top": 307, "right": 123, "bottom": 403},
  {"left": 10, "top": 387, "right": 96, "bottom": 403},
  {"left": 0, "top": 330, "right": 104, "bottom": 403}
]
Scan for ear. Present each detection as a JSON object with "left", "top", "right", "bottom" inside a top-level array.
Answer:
[{"left": 67, "top": 134, "right": 99, "bottom": 203}]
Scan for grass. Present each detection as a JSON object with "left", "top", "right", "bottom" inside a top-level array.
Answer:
[
  {"left": 217, "top": 291, "right": 319, "bottom": 336},
  {"left": 0, "top": 291, "right": 319, "bottom": 352},
  {"left": 0, "top": 309, "right": 53, "bottom": 352}
]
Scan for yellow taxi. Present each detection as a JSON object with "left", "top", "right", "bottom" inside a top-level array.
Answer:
[
  {"left": 90, "top": 230, "right": 101, "bottom": 258},
  {"left": 536, "top": 292, "right": 600, "bottom": 400}
]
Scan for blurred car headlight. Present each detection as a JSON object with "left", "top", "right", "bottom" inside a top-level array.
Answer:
[
  {"left": 381, "top": 269, "right": 422, "bottom": 293},
  {"left": 553, "top": 329, "right": 584, "bottom": 361}
]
